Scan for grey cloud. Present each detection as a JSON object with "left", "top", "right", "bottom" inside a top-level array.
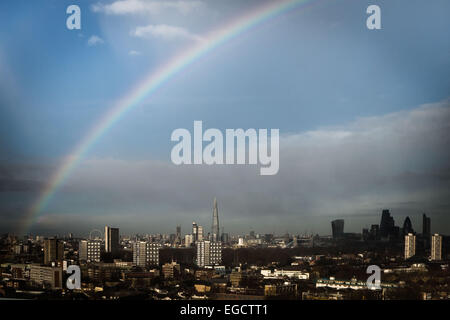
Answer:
[
  {"left": 34, "top": 99, "right": 450, "bottom": 235},
  {"left": 2, "top": 100, "right": 450, "bottom": 236}
]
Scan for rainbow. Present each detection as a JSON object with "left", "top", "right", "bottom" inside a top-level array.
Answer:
[{"left": 21, "top": 0, "right": 314, "bottom": 234}]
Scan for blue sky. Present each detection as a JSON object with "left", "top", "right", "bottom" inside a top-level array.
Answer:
[{"left": 0, "top": 0, "right": 449, "bottom": 236}]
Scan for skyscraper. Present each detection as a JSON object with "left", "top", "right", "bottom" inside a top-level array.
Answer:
[
  {"left": 431, "top": 234, "right": 442, "bottom": 261},
  {"left": 105, "top": 226, "right": 119, "bottom": 254},
  {"left": 44, "top": 238, "right": 64, "bottom": 265},
  {"left": 405, "top": 233, "right": 416, "bottom": 259},
  {"left": 198, "top": 226, "right": 204, "bottom": 241},
  {"left": 402, "top": 216, "right": 414, "bottom": 236},
  {"left": 176, "top": 225, "right": 181, "bottom": 245},
  {"left": 185, "top": 234, "right": 193, "bottom": 247},
  {"left": 212, "top": 197, "right": 220, "bottom": 242},
  {"left": 422, "top": 213, "right": 431, "bottom": 237},
  {"left": 380, "top": 209, "right": 395, "bottom": 238},
  {"left": 192, "top": 222, "right": 198, "bottom": 242},
  {"left": 331, "top": 219, "right": 344, "bottom": 239}
]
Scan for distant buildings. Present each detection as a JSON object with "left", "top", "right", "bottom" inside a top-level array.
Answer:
[
  {"left": 370, "top": 224, "right": 380, "bottom": 240},
  {"left": 196, "top": 240, "right": 222, "bottom": 267},
  {"left": 185, "top": 234, "right": 193, "bottom": 247},
  {"left": 162, "top": 261, "right": 181, "bottom": 279},
  {"left": 405, "top": 233, "right": 416, "bottom": 259},
  {"left": 431, "top": 234, "right": 442, "bottom": 261},
  {"left": 260, "top": 269, "right": 309, "bottom": 280},
  {"left": 133, "top": 241, "right": 161, "bottom": 267},
  {"left": 79, "top": 239, "right": 101, "bottom": 263},
  {"left": 331, "top": 219, "right": 344, "bottom": 239},
  {"left": 43, "top": 238, "right": 64, "bottom": 265},
  {"left": 105, "top": 226, "right": 119, "bottom": 254}
]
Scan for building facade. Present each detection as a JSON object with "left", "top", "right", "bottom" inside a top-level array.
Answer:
[
  {"left": 133, "top": 241, "right": 161, "bottom": 267},
  {"left": 196, "top": 240, "right": 222, "bottom": 267},
  {"left": 30, "top": 265, "right": 63, "bottom": 289},
  {"left": 79, "top": 239, "right": 101, "bottom": 262}
]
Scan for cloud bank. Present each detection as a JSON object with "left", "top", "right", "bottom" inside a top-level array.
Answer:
[
  {"left": 132, "top": 24, "right": 203, "bottom": 42},
  {"left": 2, "top": 100, "right": 449, "bottom": 235},
  {"left": 92, "top": 0, "right": 203, "bottom": 16}
]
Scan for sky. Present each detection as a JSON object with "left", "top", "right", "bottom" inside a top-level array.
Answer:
[{"left": 0, "top": 0, "right": 449, "bottom": 237}]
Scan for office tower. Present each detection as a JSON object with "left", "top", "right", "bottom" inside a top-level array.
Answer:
[
  {"left": 331, "top": 219, "right": 344, "bottom": 239},
  {"left": 44, "top": 238, "right": 64, "bottom": 265},
  {"left": 402, "top": 216, "right": 414, "bottom": 236},
  {"left": 212, "top": 197, "right": 220, "bottom": 242},
  {"left": 176, "top": 225, "right": 181, "bottom": 244},
  {"left": 185, "top": 234, "right": 193, "bottom": 247},
  {"left": 192, "top": 222, "right": 198, "bottom": 242},
  {"left": 104, "top": 226, "right": 119, "bottom": 254},
  {"left": 431, "top": 234, "right": 442, "bottom": 261},
  {"left": 133, "top": 241, "right": 161, "bottom": 267},
  {"left": 198, "top": 225, "right": 204, "bottom": 241},
  {"left": 370, "top": 225, "right": 379, "bottom": 240},
  {"left": 362, "top": 228, "right": 369, "bottom": 240},
  {"left": 380, "top": 209, "right": 395, "bottom": 238},
  {"left": 422, "top": 214, "right": 431, "bottom": 236},
  {"left": 79, "top": 239, "right": 101, "bottom": 262},
  {"left": 221, "top": 233, "right": 229, "bottom": 244},
  {"left": 196, "top": 240, "right": 222, "bottom": 267},
  {"left": 169, "top": 234, "right": 176, "bottom": 245},
  {"left": 405, "top": 233, "right": 416, "bottom": 259}
]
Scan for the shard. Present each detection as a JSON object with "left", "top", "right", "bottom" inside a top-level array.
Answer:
[{"left": 212, "top": 197, "right": 220, "bottom": 242}]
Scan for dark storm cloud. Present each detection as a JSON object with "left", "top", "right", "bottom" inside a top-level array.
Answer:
[
  {"left": 25, "top": 99, "right": 449, "bottom": 236},
  {"left": 2, "top": 100, "right": 450, "bottom": 236},
  {"left": 0, "top": 163, "right": 53, "bottom": 192}
]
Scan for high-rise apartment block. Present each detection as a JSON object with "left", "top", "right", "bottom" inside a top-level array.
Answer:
[
  {"left": 133, "top": 241, "right": 161, "bottom": 267},
  {"left": 405, "top": 233, "right": 416, "bottom": 259},
  {"left": 79, "top": 239, "right": 101, "bottom": 262},
  {"left": 196, "top": 240, "right": 222, "bottom": 267},
  {"left": 30, "top": 264, "right": 63, "bottom": 289},
  {"left": 431, "top": 234, "right": 442, "bottom": 261}
]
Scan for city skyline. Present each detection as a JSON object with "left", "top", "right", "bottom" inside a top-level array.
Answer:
[
  {"left": 1, "top": 1, "right": 450, "bottom": 236},
  {"left": 10, "top": 206, "right": 448, "bottom": 240}
]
